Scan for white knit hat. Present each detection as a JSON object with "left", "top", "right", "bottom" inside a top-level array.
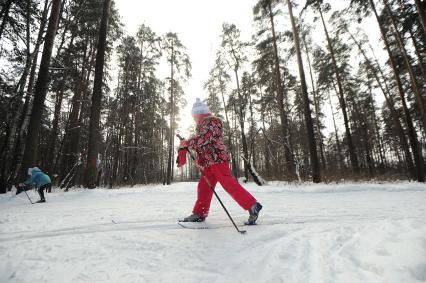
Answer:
[{"left": 191, "top": 98, "right": 210, "bottom": 116}]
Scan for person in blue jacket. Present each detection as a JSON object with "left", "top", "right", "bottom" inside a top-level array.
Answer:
[{"left": 19, "top": 167, "right": 51, "bottom": 203}]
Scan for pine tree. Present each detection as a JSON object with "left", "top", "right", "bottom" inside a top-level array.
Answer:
[
  {"left": 253, "top": 0, "right": 295, "bottom": 178},
  {"left": 306, "top": 0, "right": 360, "bottom": 173},
  {"left": 85, "top": 0, "right": 112, "bottom": 189},
  {"left": 204, "top": 53, "right": 238, "bottom": 175},
  {"left": 220, "top": 23, "right": 251, "bottom": 181},
  {"left": 162, "top": 32, "right": 191, "bottom": 185},
  {"left": 285, "top": 0, "right": 321, "bottom": 182},
  {"left": 19, "top": 0, "right": 62, "bottom": 180}
]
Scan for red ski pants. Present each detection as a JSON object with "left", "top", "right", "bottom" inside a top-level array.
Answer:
[{"left": 192, "top": 162, "right": 257, "bottom": 217}]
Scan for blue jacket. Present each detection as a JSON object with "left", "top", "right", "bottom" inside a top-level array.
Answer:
[{"left": 24, "top": 167, "right": 51, "bottom": 188}]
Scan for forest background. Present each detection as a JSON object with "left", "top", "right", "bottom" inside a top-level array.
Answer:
[{"left": 0, "top": 0, "right": 425, "bottom": 193}]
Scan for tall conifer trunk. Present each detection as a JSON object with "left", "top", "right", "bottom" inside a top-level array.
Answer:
[
  {"left": 318, "top": 4, "right": 359, "bottom": 173},
  {"left": 234, "top": 69, "right": 250, "bottom": 181},
  {"left": 286, "top": 0, "right": 321, "bottom": 183},
  {"left": 85, "top": 0, "right": 111, "bottom": 188},
  {"left": 20, "top": 0, "right": 62, "bottom": 180},
  {"left": 166, "top": 44, "right": 174, "bottom": 185},
  {"left": 267, "top": 1, "right": 295, "bottom": 178},
  {"left": 220, "top": 81, "right": 238, "bottom": 176}
]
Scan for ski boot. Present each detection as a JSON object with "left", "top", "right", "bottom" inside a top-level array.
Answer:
[
  {"left": 181, "top": 214, "right": 205, "bottom": 222},
  {"left": 245, "top": 202, "right": 262, "bottom": 225}
]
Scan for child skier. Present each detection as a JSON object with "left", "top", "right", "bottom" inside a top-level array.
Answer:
[
  {"left": 18, "top": 167, "right": 51, "bottom": 203},
  {"left": 178, "top": 98, "right": 262, "bottom": 225}
]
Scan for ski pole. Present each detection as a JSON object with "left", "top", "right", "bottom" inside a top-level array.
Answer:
[
  {"left": 19, "top": 184, "right": 33, "bottom": 204},
  {"left": 176, "top": 134, "right": 246, "bottom": 234}
]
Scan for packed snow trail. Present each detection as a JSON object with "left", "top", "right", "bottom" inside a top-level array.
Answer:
[{"left": 0, "top": 182, "right": 425, "bottom": 283}]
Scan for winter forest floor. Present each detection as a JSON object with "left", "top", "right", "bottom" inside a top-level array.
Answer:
[{"left": 0, "top": 181, "right": 425, "bottom": 283}]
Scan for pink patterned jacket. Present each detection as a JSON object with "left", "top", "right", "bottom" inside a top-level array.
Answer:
[{"left": 188, "top": 116, "right": 231, "bottom": 168}]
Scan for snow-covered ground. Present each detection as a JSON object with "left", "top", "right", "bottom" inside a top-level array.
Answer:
[{"left": 0, "top": 181, "right": 425, "bottom": 283}]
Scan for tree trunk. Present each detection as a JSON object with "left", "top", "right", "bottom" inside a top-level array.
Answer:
[
  {"left": 318, "top": 5, "right": 359, "bottom": 173},
  {"left": 20, "top": 0, "right": 62, "bottom": 180},
  {"left": 234, "top": 69, "right": 249, "bottom": 181},
  {"left": 74, "top": 46, "right": 96, "bottom": 186},
  {"left": 84, "top": 0, "right": 111, "bottom": 188},
  {"left": 166, "top": 44, "right": 175, "bottom": 185},
  {"left": 287, "top": 0, "right": 321, "bottom": 183},
  {"left": 362, "top": 123, "right": 374, "bottom": 177},
  {"left": 248, "top": 93, "right": 256, "bottom": 169},
  {"left": 46, "top": 82, "right": 65, "bottom": 175},
  {"left": 370, "top": 0, "right": 424, "bottom": 182},
  {"left": 302, "top": 35, "right": 326, "bottom": 169},
  {"left": 267, "top": 1, "right": 294, "bottom": 178},
  {"left": 60, "top": 37, "right": 91, "bottom": 183},
  {"left": 367, "top": 80, "right": 386, "bottom": 168},
  {"left": 261, "top": 114, "right": 271, "bottom": 178},
  {"left": 351, "top": 96, "right": 375, "bottom": 176},
  {"left": 328, "top": 91, "right": 344, "bottom": 170},
  {"left": 112, "top": 128, "right": 122, "bottom": 186}
]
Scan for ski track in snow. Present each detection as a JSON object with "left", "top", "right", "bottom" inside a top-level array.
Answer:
[{"left": 0, "top": 181, "right": 425, "bottom": 283}]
